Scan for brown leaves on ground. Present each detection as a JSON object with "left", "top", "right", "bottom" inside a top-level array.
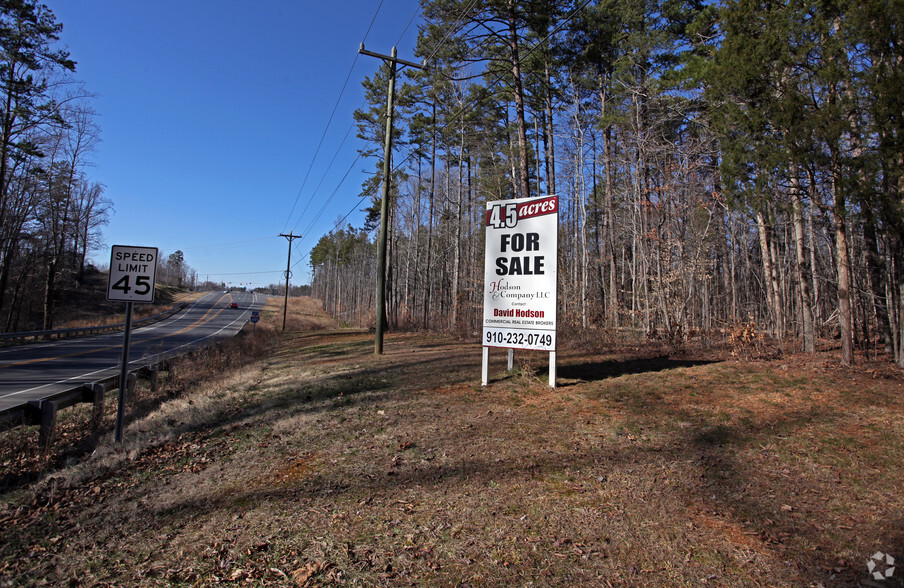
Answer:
[
  {"left": 1, "top": 330, "right": 903, "bottom": 587},
  {"left": 291, "top": 561, "right": 335, "bottom": 586}
]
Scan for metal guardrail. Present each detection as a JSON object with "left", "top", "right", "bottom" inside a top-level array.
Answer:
[
  {"left": 0, "top": 363, "right": 168, "bottom": 448},
  {"left": 0, "top": 302, "right": 253, "bottom": 447},
  {"left": 0, "top": 335, "right": 216, "bottom": 447},
  {"left": 0, "top": 375, "right": 118, "bottom": 447},
  {"left": 0, "top": 303, "right": 187, "bottom": 346}
]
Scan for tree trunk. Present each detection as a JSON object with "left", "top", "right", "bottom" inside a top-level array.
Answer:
[
  {"left": 544, "top": 60, "right": 556, "bottom": 197},
  {"left": 807, "top": 168, "right": 821, "bottom": 327},
  {"left": 790, "top": 170, "right": 816, "bottom": 352},
  {"left": 756, "top": 209, "right": 780, "bottom": 338},
  {"left": 832, "top": 166, "right": 855, "bottom": 366},
  {"left": 423, "top": 102, "right": 437, "bottom": 329},
  {"left": 507, "top": 0, "right": 530, "bottom": 200},
  {"left": 451, "top": 127, "right": 464, "bottom": 327},
  {"left": 862, "top": 207, "right": 893, "bottom": 353},
  {"left": 600, "top": 74, "right": 618, "bottom": 328}
]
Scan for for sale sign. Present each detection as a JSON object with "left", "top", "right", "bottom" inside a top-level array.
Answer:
[
  {"left": 107, "top": 245, "right": 158, "bottom": 303},
  {"left": 483, "top": 195, "right": 558, "bottom": 351}
]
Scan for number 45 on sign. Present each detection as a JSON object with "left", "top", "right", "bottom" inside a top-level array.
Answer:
[{"left": 107, "top": 245, "right": 158, "bottom": 303}]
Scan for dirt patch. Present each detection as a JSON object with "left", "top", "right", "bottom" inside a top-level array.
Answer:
[{"left": 1, "top": 326, "right": 903, "bottom": 586}]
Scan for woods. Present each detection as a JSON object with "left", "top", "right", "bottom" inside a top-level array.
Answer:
[
  {"left": 0, "top": 0, "right": 110, "bottom": 331},
  {"left": 310, "top": 0, "right": 904, "bottom": 366}
]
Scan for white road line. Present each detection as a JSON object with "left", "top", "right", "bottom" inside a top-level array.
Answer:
[{"left": 0, "top": 292, "right": 256, "bottom": 403}]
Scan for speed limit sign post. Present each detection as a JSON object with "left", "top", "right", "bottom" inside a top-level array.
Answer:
[{"left": 106, "top": 245, "right": 158, "bottom": 443}]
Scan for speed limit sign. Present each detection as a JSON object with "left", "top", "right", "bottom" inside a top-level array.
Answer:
[{"left": 107, "top": 245, "right": 158, "bottom": 303}]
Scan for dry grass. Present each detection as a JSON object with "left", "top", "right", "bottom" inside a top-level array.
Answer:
[
  {"left": 0, "top": 296, "right": 286, "bottom": 491},
  {"left": 50, "top": 281, "right": 203, "bottom": 331},
  {"left": 2, "top": 308, "right": 904, "bottom": 586},
  {"left": 56, "top": 297, "right": 202, "bottom": 330},
  {"left": 278, "top": 296, "right": 339, "bottom": 332}
]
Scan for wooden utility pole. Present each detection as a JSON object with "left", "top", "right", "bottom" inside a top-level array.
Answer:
[
  {"left": 280, "top": 232, "right": 301, "bottom": 331},
  {"left": 358, "top": 44, "right": 424, "bottom": 355}
]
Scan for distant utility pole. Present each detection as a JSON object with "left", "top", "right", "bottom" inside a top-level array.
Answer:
[
  {"left": 359, "top": 44, "right": 424, "bottom": 355},
  {"left": 280, "top": 232, "right": 301, "bottom": 331}
]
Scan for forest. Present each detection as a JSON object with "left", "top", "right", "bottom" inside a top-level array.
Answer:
[
  {"left": 309, "top": 0, "right": 904, "bottom": 367},
  {"left": 0, "top": 1, "right": 111, "bottom": 332}
]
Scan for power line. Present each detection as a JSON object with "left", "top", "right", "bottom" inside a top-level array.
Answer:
[
  {"left": 327, "top": 191, "right": 373, "bottom": 234},
  {"left": 193, "top": 269, "right": 283, "bottom": 276},
  {"left": 362, "top": 0, "right": 385, "bottom": 45},
  {"left": 425, "top": 0, "right": 595, "bottom": 139},
  {"left": 290, "top": 122, "right": 356, "bottom": 234},
  {"left": 422, "top": 0, "right": 482, "bottom": 63},
  {"left": 291, "top": 0, "right": 590, "bottom": 252},
  {"left": 300, "top": 152, "right": 362, "bottom": 237},
  {"left": 305, "top": 148, "right": 416, "bottom": 266},
  {"left": 181, "top": 236, "right": 278, "bottom": 251},
  {"left": 280, "top": 55, "right": 360, "bottom": 233},
  {"left": 288, "top": 151, "right": 365, "bottom": 270},
  {"left": 286, "top": 0, "right": 500, "bottom": 269},
  {"left": 282, "top": 2, "right": 431, "bottom": 252},
  {"left": 286, "top": 0, "right": 568, "bottom": 246},
  {"left": 395, "top": 5, "right": 420, "bottom": 47},
  {"left": 280, "top": 0, "right": 386, "bottom": 233},
  {"left": 297, "top": 1, "right": 591, "bottom": 265}
]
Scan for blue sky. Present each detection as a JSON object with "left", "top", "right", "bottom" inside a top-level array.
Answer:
[{"left": 46, "top": 0, "right": 422, "bottom": 288}]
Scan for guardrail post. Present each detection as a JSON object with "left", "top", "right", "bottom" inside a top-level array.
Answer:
[
  {"left": 39, "top": 400, "right": 58, "bottom": 450},
  {"left": 149, "top": 365, "right": 159, "bottom": 393},
  {"left": 91, "top": 383, "right": 105, "bottom": 427},
  {"left": 127, "top": 372, "right": 137, "bottom": 401}
]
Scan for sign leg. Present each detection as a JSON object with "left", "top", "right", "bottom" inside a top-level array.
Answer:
[
  {"left": 549, "top": 351, "right": 557, "bottom": 388},
  {"left": 481, "top": 347, "right": 489, "bottom": 386},
  {"left": 115, "top": 301, "right": 134, "bottom": 444},
  {"left": 507, "top": 348, "right": 514, "bottom": 371}
]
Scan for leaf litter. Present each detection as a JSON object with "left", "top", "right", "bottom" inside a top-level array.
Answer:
[{"left": 1, "top": 319, "right": 903, "bottom": 586}]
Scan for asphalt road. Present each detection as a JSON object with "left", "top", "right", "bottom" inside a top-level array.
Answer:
[{"left": 0, "top": 290, "right": 265, "bottom": 413}]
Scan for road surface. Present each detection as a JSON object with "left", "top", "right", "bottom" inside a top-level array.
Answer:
[{"left": 0, "top": 291, "right": 264, "bottom": 413}]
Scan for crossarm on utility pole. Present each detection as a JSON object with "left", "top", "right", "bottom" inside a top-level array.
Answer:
[{"left": 358, "top": 45, "right": 425, "bottom": 70}]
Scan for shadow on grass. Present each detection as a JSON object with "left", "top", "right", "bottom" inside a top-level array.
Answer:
[
  {"left": 557, "top": 355, "right": 718, "bottom": 382},
  {"left": 12, "top": 333, "right": 897, "bottom": 586},
  {"left": 679, "top": 406, "right": 893, "bottom": 587}
]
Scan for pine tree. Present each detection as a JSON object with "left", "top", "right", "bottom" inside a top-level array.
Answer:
[{"left": 0, "top": 0, "right": 75, "bottom": 320}]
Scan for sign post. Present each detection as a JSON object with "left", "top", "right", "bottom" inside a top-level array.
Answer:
[
  {"left": 482, "top": 195, "right": 558, "bottom": 387},
  {"left": 107, "top": 245, "right": 158, "bottom": 443}
]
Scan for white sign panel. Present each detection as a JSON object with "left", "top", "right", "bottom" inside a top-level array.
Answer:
[
  {"left": 483, "top": 195, "right": 558, "bottom": 351},
  {"left": 107, "top": 245, "right": 158, "bottom": 303}
]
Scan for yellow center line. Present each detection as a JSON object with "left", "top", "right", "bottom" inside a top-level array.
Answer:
[{"left": 1, "top": 293, "right": 234, "bottom": 369}]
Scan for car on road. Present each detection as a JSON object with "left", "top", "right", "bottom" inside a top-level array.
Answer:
[{"left": 229, "top": 302, "right": 238, "bottom": 309}]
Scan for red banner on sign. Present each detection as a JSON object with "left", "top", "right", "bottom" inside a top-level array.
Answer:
[{"left": 485, "top": 195, "right": 558, "bottom": 226}]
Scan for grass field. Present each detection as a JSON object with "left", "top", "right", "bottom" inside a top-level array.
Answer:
[{"left": 1, "top": 298, "right": 903, "bottom": 586}]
